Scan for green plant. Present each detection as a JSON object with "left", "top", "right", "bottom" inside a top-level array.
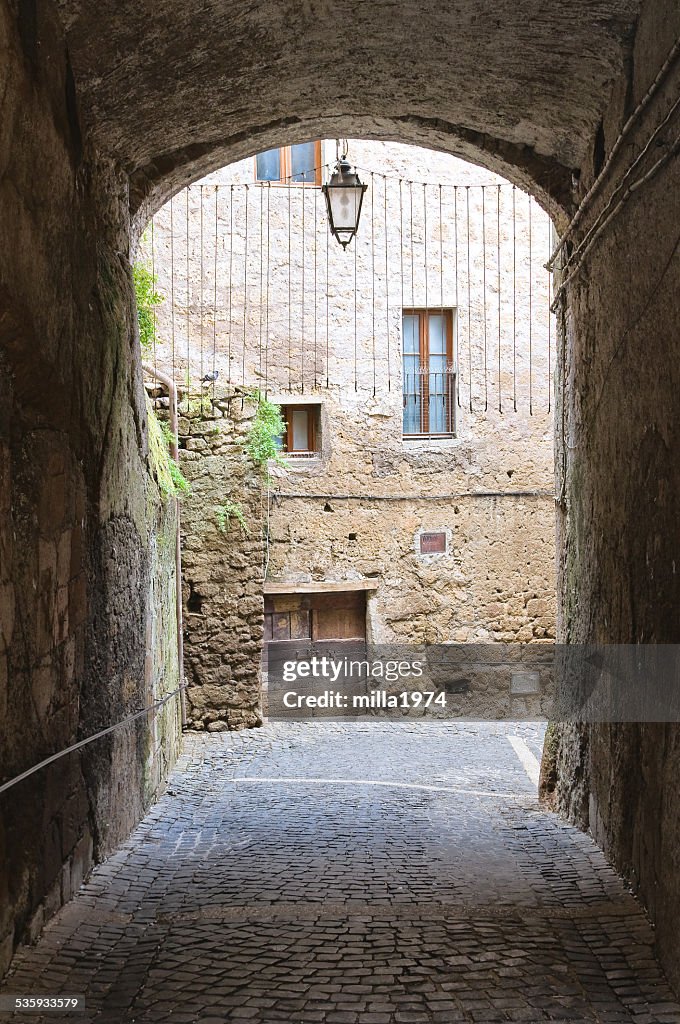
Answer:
[
  {"left": 133, "top": 260, "right": 163, "bottom": 351},
  {"left": 182, "top": 396, "right": 214, "bottom": 418},
  {"left": 147, "top": 401, "right": 190, "bottom": 498},
  {"left": 168, "top": 457, "right": 191, "bottom": 495},
  {"left": 243, "top": 390, "right": 287, "bottom": 475},
  {"left": 216, "top": 500, "right": 251, "bottom": 536}
]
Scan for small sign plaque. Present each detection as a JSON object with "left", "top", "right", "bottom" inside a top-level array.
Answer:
[{"left": 420, "top": 532, "right": 447, "bottom": 554}]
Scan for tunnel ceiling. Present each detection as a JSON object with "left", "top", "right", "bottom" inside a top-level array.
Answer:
[{"left": 55, "top": 0, "right": 642, "bottom": 213}]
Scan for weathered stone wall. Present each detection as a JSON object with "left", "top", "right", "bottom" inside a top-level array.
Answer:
[
  {"left": 141, "top": 141, "right": 556, "bottom": 727},
  {"left": 174, "top": 394, "right": 265, "bottom": 730},
  {"left": 0, "top": 0, "right": 181, "bottom": 976},
  {"left": 547, "top": 0, "right": 680, "bottom": 991}
]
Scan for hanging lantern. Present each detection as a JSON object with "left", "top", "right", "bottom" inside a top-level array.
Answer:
[{"left": 322, "top": 158, "right": 367, "bottom": 249}]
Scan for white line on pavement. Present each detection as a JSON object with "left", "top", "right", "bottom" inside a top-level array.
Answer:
[
  {"left": 224, "top": 777, "right": 534, "bottom": 800},
  {"left": 507, "top": 736, "right": 541, "bottom": 788}
]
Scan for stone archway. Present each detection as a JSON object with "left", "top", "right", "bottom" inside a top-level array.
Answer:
[{"left": 1, "top": 0, "right": 679, "bottom": 991}]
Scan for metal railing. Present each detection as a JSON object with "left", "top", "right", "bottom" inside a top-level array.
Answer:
[{"left": 403, "top": 367, "right": 456, "bottom": 437}]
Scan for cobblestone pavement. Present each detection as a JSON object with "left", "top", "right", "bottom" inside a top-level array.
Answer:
[{"left": 2, "top": 723, "right": 680, "bottom": 1023}]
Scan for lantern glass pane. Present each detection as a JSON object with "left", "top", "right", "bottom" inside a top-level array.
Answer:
[{"left": 328, "top": 185, "right": 361, "bottom": 231}]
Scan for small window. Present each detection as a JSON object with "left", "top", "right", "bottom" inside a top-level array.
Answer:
[
  {"left": 255, "top": 142, "right": 322, "bottom": 185},
  {"left": 281, "top": 404, "right": 320, "bottom": 457},
  {"left": 402, "top": 309, "right": 456, "bottom": 438}
]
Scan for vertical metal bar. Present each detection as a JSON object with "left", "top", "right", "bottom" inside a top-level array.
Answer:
[
  {"left": 354, "top": 209, "right": 358, "bottom": 392},
  {"left": 288, "top": 178, "right": 292, "bottom": 392},
  {"left": 528, "top": 193, "right": 533, "bottom": 415},
  {"left": 265, "top": 182, "right": 271, "bottom": 398},
  {"left": 259, "top": 183, "right": 264, "bottom": 386},
  {"left": 371, "top": 171, "right": 376, "bottom": 397},
  {"left": 242, "top": 184, "right": 248, "bottom": 400},
  {"left": 301, "top": 178, "right": 305, "bottom": 393},
  {"left": 512, "top": 185, "right": 517, "bottom": 412},
  {"left": 228, "top": 185, "right": 233, "bottom": 389},
  {"left": 547, "top": 198, "right": 552, "bottom": 413},
  {"left": 423, "top": 183, "right": 429, "bottom": 436},
  {"left": 185, "top": 187, "right": 190, "bottom": 392},
  {"left": 212, "top": 186, "right": 219, "bottom": 395},
  {"left": 400, "top": 179, "right": 404, "bottom": 408},
  {"left": 454, "top": 185, "right": 460, "bottom": 408},
  {"left": 325, "top": 168, "right": 330, "bottom": 388},
  {"left": 384, "top": 174, "right": 391, "bottom": 391},
  {"left": 199, "top": 184, "right": 205, "bottom": 396},
  {"left": 313, "top": 179, "right": 318, "bottom": 388},
  {"left": 170, "top": 195, "right": 176, "bottom": 387},
  {"left": 151, "top": 215, "right": 157, "bottom": 378},
  {"left": 497, "top": 184, "right": 502, "bottom": 413},
  {"left": 482, "top": 184, "right": 487, "bottom": 412},
  {"left": 466, "top": 185, "right": 472, "bottom": 413},
  {"left": 410, "top": 180, "right": 415, "bottom": 306}
]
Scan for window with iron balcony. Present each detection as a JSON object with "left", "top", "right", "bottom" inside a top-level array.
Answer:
[{"left": 402, "top": 309, "right": 456, "bottom": 439}]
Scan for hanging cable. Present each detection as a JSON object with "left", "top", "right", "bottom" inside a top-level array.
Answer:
[
  {"left": 313, "top": 180, "right": 318, "bottom": 388},
  {"left": 325, "top": 175, "right": 330, "bottom": 389},
  {"left": 528, "top": 194, "right": 533, "bottom": 416},
  {"left": 423, "top": 182, "right": 429, "bottom": 432},
  {"left": 497, "top": 184, "right": 502, "bottom": 413},
  {"left": 170, "top": 195, "right": 176, "bottom": 388},
  {"left": 227, "top": 185, "right": 234, "bottom": 393},
  {"left": 288, "top": 180, "right": 292, "bottom": 392},
  {"left": 547, "top": 36, "right": 680, "bottom": 270},
  {"left": 512, "top": 185, "right": 517, "bottom": 412},
  {"left": 242, "top": 184, "right": 249, "bottom": 403},
  {"left": 199, "top": 185, "right": 205, "bottom": 408},
  {"left": 151, "top": 216, "right": 157, "bottom": 379},
  {"left": 439, "top": 184, "right": 444, "bottom": 312},
  {"left": 481, "top": 185, "right": 488, "bottom": 412},
  {"left": 384, "top": 174, "right": 391, "bottom": 392},
  {"left": 454, "top": 185, "right": 460, "bottom": 407},
  {"left": 409, "top": 181, "right": 415, "bottom": 306},
  {"left": 550, "top": 94, "right": 680, "bottom": 301},
  {"left": 547, "top": 197, "right": 552, "bottom": 414},
  {"left": 258, "top": 183, "right": 264, "bottom": 387},
  {"left": 399, "top": 179, "right": 404, "bottom": 381},
  {"left": 265, "top": 182, "right": 271, "bottom": 398},
  {"left": 212, "top": 186, "right": 219, "bottom": 400},
  {"left": 354, "top": 212, "right": 358, "bottom": 392},
  {"left": 551, "top": 130, "right": 680, "bottom": 309},
  {"left": 185, "top": 187, "right": 190, "bottom": 394},
  {"left": 371, "top": 172, "right": 376, "bottom": 397},
  {"left": 300, "top": 178, "right": 305, "bottom": 394},
  {"left": 439, "top": 184, "right": 450, "bottom": 434},
  {"left": 466, "top": 185, "right": 472, "bottom": 413}
]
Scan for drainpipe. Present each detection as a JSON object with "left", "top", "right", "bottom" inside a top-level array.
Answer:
[{"left": 142, "top": 364, "right": 187, "bottom": 728}]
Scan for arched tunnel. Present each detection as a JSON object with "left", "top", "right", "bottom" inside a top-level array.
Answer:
[{"left": 1, "top": 0, "right": 680, "bottom": 1018}]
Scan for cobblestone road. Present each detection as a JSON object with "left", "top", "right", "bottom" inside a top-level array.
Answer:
[{"left": 2, "top": 723, "right": 679, "bottom": 1023}]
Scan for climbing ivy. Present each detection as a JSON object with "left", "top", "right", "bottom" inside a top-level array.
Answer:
[
  {"left": 147, "top": 402, "right": 190, "bottom": 498},
  {"left": 215, "top": 500, "right": 251, "bottom": 536},
  {"left": 243, "top": 390, "right": 287, "bottom": 475},
  {"left": 133, "top": 260, "right": 163, "bottom": 351}
]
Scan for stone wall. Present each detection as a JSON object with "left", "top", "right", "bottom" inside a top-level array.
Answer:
[
  {"left": 174, "top": 394, "right": 265, "bottom": 730},
  {"left": 0, "top": 0, "right": 181, "bottom": 976},
  {"left": 547, "top": 0, "right": 680, "bottom": 992}
]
